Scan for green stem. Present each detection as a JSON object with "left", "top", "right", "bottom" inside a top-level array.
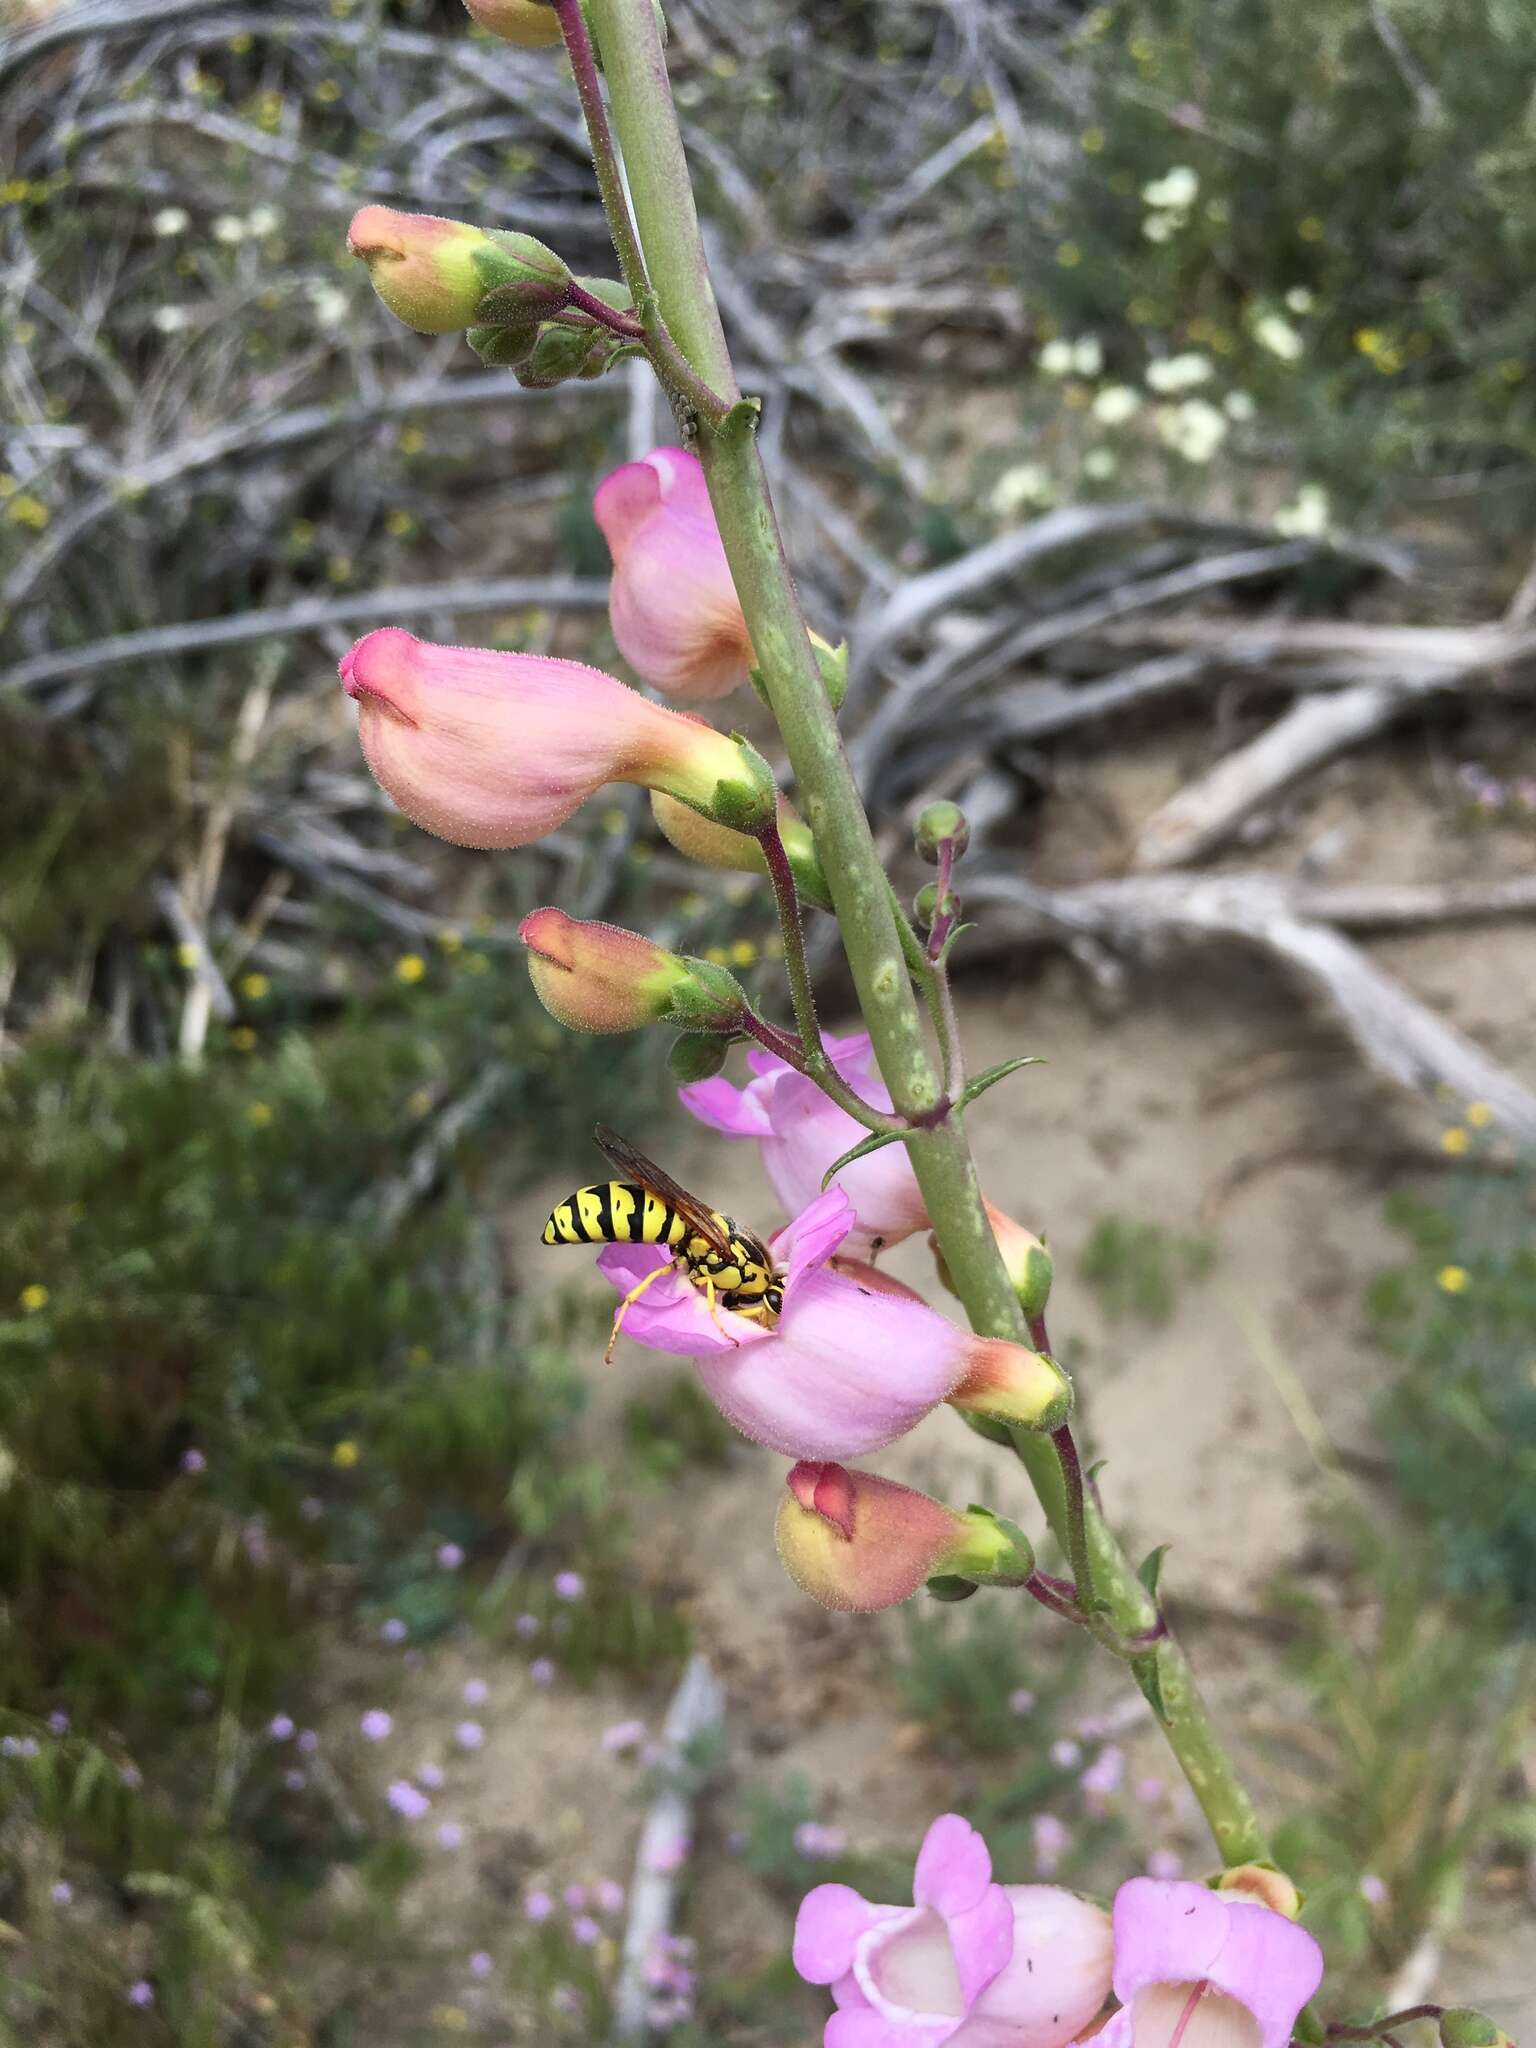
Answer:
[
  {"left": 580, "top": 0, "right": 1271, "bottom": 1873},
  {"left": 552, "top": 0, "right": 648, "bottom": 306}
]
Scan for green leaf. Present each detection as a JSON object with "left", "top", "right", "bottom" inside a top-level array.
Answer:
[
  {"left": 1138, "top": 1544, "right": 1171, "bottom": 1600},
  {"left": 819, "top": 1125, "right": 908, "bottom": 1191},
  {"left": 956, "top": 1055, "right": 1045, "bottom": 1113}
]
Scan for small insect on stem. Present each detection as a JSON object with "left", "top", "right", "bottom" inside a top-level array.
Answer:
[{"left": 542, "top": 1125, "right": 783, "bottom": 1362}]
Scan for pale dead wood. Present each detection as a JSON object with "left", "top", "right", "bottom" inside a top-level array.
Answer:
[
  {"left": 610, "top": 1656, "right": 725, "bottom": 2046},
  {"left": 965, "top": 870, "right": 1536, "bottom": 1141}
]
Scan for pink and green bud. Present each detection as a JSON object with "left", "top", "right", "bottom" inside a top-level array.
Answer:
[
  {"left": 520, "top": 908, "right": 745, "bottom": 1035},
  {"left": 650, "top": 792, "right": 832, "bottom": 911},
  {"left": 462, "top": 0, "right": 565, "bottom": 50},
  {"left": 933, "top": 1201, "right": 1054, "bottom": 1321},
  {"left": 776, "top": 1463, "right": 1034, "bottom": 1613},
  {"left": 915, "top": 800, "right": 970, "bottom": 864},
  {"left": 340, "top": 628, "right": 776, "bottom": 851},
  {"left": 347, "top": 206, "right": 569, "bottom": 335},
  {"left": 594, "top": 446, "right": 754, "bottom": 699},
  {"left": 949, "top": 1340, "right": 1073, "bottom": 1433},
  {"left": 1441, "top": 2015, "right": 1514, "bottom": 2048}
]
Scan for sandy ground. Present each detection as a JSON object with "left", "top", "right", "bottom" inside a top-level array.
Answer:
[{"left": 343, "top": 733, "right": 1536, "bottom": 2040}]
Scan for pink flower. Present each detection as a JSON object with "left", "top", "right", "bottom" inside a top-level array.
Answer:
[
  {"left": 594, "top": 447, "right": 753, "bottom": 699},
  {"left": 360, "top": 1710, "right": 393, "bottom": 1742},
  {"left": 601, "top": 1718, "right": 647, "bottom": 1755},
  {"left": 436, "top": 1542, "right": 465, "bottom": 1570},
  {"left": 552, "top": 1571, "right": 586, "bottom": 1601},
  {"left": 340, "top": 627, "right": 773, "bottom": 852},
  {"left": 794, "top": 1813, "right": 1113, "bottom": 2048},
  {"left": 680, "top": 1034, "right": 927, "bottom": 1261},
  {"left": 462, "top": 1679, "right": 488, "bottom": 1707},
  {"left": 529, "top": 1658, "right": 556, "bottom": 1686},
  {"left": 388, "top": 1780, "right": 431, "bottom": 1821},
  {"left": 1098, "top": 1878, "right": 1324, "bottom": 2048},
  {"left": 455, "top": 1721, "right": 485, "bottom": 1749},
  {"left": 598, "top": 1191, "right": 1067, "bottom": 1460},
  {"left": 436, "top": 1821, "right": 466, "bottom": 1850},
  {"left": 525, "top": 1889, "right": 554, "bottom": 1923}
]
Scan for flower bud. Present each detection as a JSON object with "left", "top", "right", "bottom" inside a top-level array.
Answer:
[
  {"left": 1216, "top": 1864, "right": 1302, "bottom": 1919},
  {"left": 912, "top": 882, "right": 960, "bottom": 931},
  {"left": 520, "top": 908, "right": 746, "bottom": 1035},
  {"left": 1441, "top": 2014, "right": 1513, "bottom": 2048},
  {"left": 932, "top": 1202, "right": 1053, "bottom": 1322},
  {"left": 341, "top": 628, "right": 777, "bottom": 850},
  {"left": 915, "top": 800, "right": 970, "bottom": 865},
  {"left": 650, "top": 793, "right": 832, "bottom": 910},
  {"left": 347, "top": 207, "right": 570, "bottom": 335},
  {"left": 776, "top": 1462, "right": 1032, "bottom": 1613},
  {"left": 949, "top": 1341, "right": 1073, "bottom": 1433},
  {"left": 463, "top": 0, "right": 564, "bottom": 48}
]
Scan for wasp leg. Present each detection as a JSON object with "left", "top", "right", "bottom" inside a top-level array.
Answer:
[
  {"left": 700, "top": 1273, "right": 741, "bottom": 1350},
  {"left": 605, "top": 1256, "right": 681, "bottom": 1364}
]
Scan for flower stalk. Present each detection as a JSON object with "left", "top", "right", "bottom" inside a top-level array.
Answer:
[{"left": 577, "top": 0, "right": 1271, "bottom": 1870}]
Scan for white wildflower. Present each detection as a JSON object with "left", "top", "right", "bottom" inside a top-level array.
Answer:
[
  {"left": 212, "top": 214, "right": 247, "bottom": 245},
  {"left": 1158, "top": 399, "right": 1227, "bottom": 464},
  {"left": 1284, "top": 286, "right": 1315, "bottom": 315},
  {"left": 1253, "top": 312, "right": 1304, "bottom": 362},
  {"left": 152, "top": 206, "right": 190, "bottom": 237},
  {"left": 1141, "top": 213, "right": 1178, "bottom": 244},
  {"left": 152, "top": 306, "right": 191, "bottom": 334},
  {"left": 991, "top": 462, "right": 1055, "bottom": 515},
  {"left": 309, "top": 282, "right": 349, "bottom": 328},
  {"left": 1145, "top": 352, "right": 1213, "bottom": 395},
  {"left": 1092, "top": 384, "right": 1142, "bottom": 426},
  {"left": 1071, "top": 336, "right": 1103, "bottom": 377},
  {"left": 1083, "top": 448, "right": 1118, "bottom": 480},
  {"left": 1038, "top": 339, "right": 1076, "bottom": 377},
  {"left": 1274, "top": 483, "right": 1331, "bottom": 538},
  {"left": 1223, "top": 390, "right": 1256, "bottom": 421},
  {"left": 1142, "top": 166, "right": 1199, "bottom": 210},
  {"left": 247, "top": 204, "right": 282, "bottom": 237}
]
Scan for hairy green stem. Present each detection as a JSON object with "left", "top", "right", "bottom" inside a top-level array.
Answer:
[
  {"left": 552, "top": 0, "right": 648, "bottom": 306},
  {"left": 581, "top": 0, "right": 1271, "bottom": 1872}
]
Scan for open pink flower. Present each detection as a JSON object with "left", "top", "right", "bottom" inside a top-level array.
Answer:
[
  {"left": 680, "top": 1034, "right": 928, "bottom": 1260},
  {"left": 597, "top": 1190, "right": 1068, "bottom": 1457},
  {"left": 594, "top": 447, "right": 753, "bottom": 698},
  {"left": 340, "top": 628, "right": 772, "bottom": 849},
  {"left": 794, "top": 1813, "right": 1113, "bottom": 2048},
  {"left": 1098, "top": 1879, "right": 1324, "bottom": 2048}
]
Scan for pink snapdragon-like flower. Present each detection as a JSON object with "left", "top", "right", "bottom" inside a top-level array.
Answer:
[
  {"left": 1098, "top": 1878, "right": 1324, "bottom": 2048},
  {"left": 680, "top": 1034, "right": 928, "bottom": 1260},
  {"left": 794, "top": 1813, "right": 1113, "bottom": 2048},
  {"left": 340, "top": 627, "right": 773, "bottom": 851},
  {"left": 594, "top": 447, "right": 753, "bottom": 699},
  {"left": 598, "top": 1191, "right": 1067, "bottom": 1459}
]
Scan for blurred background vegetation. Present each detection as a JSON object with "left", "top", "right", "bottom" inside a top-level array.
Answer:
[{"left": 2, "top": 0, "right": 1534, "bottom": 2041}]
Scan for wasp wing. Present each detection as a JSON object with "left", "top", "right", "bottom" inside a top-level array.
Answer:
[{"left": 592, "top": 1124, "right": 733, "bottom": 1256}]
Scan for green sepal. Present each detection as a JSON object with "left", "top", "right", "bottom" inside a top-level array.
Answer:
[
  {"left": 704, "top": 736, "right": 778, "bottom": 834},
  {"left": 666, "top": 957, "right": 748, "bottom": 1030},
  {"left": 667, "top": 1033, "right": 732, "bottom": 1083},
  {"left": 468, "top": 321, "right": 540, "bottom": 369},
  {"left": 956, "top": 1055, "right": 1045, "bottom": 1114},
  {"left": 924, "top": 1575, "right": 979, "bottom": 1603},
  {"left": 819, "top": 1124, "right": 907, "bottom": 1193},
  {"left": 812, "top": 635, "right": 849, "bottom": 713},
  {"left": 1086, "top": 1458, "right": 1108, "bottom": 1482},
  {"left": 958, "top": 1410, "right": 1014, "bottom": 1448},
  {"left": 1137, "top": 1544, "right": 1170, "bottom": 1600}
]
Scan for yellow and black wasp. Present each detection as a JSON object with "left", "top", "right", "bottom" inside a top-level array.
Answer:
[{"left": 543, "top": 1125, "right": 783, "bottom": 1361}]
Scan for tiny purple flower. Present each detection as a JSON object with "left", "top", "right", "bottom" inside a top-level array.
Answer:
[
  {"left": 529, "top": 1658, "right": 555, "bottom": 1687},
  {"left": 418, "top": 1760, "right": 445, "bottom": 1789},
  {"left": 180, "top": 1447, "right": 207, "bottom": 1474},
  {"left": 553, "top": 1570, "right": 586, "bottom": 1601},
  {"left": 360, "top": 1709, "right": 393, "bottom": 1742},
  {"left": 268, "top": 1714, "right": 295, "bottom": 1742},
  {"left": 462, "top": 1678, "right": 488, "bottom": 1707},
  {"left": 793, "top": 1821, "right": 847, "bottom": 1860},
  {"left": 571, "top": 1914, "right": 602, "bottom": 1946},
  {"left": 1079, "top": 1743, "right": 1125, "bottom": 1810},
  {"left": 437, "top": 1542, "right": 465, "bottom": 1571},
  {"left": 436, "top": 1821, "right": 465, "bottom": 1850},
  {"left": 46, "top": 1711, "right": 70, "bottom": 1736},
  {"left": 514, "top": 1612, "right": 539, "bottom": 1639},
  {"left": 469, "top": 1951, "right": 493, "bottom": 1978},
  {"left": 564, "top": 1884, "right": 588, "bottom": 1911},
  {"left": 284, "top": 1767, "right": 307, "bottom": 1791},
  {"left": 387, "top": 1780, "right": 431, "bottom": 1821},
  {"left": 50, "top": 1880, "right": 73, "bottom": 1905},
  {"left": 1050, "top": 1737, "right": 1081, "bottom": 1769},
  {"left": 118, "top": 1759, "right": 140, "bottom": 1785},
  {"left": 551, "top": 1985, "right": 584, "bottom": 2019},
  {"left": 524, "top": 1888, "right": 554, "bottom": 1924},
  {"left": 1031, "top": 1811, "right": 1070, "bottom": 1875},
  {"left": 601, "top": 1718, "right": 647, "bottom": 1754},
  {"left": 127, "top": 1981, "right": 155, "bottom": 2008},
  {"left": 297, "top": 1729, "right": 320, "bottom": 1754},
  {"left": 647, "top": 1831, "right": 690, "bottom": 1875},
  {"left": 454, "top": 1720, "right": 484, "bottom": 1750},
  {"left": 1135, "top": 1775, "right": 1166, "bottom": 1805},
  {"left": 1147, "top": 1847, "right": 1184, "bottom": 1881},
  {"left": 1359, "top": 1872, "right": 1389, "bottom": 1905},
  {"left": 1007, "top": 1688, "right": 1037, "bottom": 1716},
  {"left": 595, "top": 1877, "right": 625, "bottom": 1915},
  {"left": 381, "top": 1617, "right": 408, "bottom": 1644}
]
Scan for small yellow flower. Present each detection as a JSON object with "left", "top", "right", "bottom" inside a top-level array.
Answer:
[
  {"left": 1440, "top": 1126, "right": 1470, "bottom": 1156},
  {"left": 332, "top": 1439, "right": 360, "bottom": 1469},
  {"left": 19, "top": 1284, "right": 50, "bottom": 1314},
  {"left": 230, "top": 1026, "right": 257, "bottom": 1053},
  {"left": 177, "top": 942, "right": 200, "bottom": 970},
  {"left": 1080, "top": 126, "right": 1105, "bottom": 153},
  {"left": 5, "top": 494, "right": 50, "bottom": 530},
  {"left": 729, "top": 939, "right": 758, "bottom": 968},
  {"left": 1437, "top": 1265, "right": 1469, "bottom": 1295},
  {"left": 704, "top": 945, "right": 730, "bottom": 966},
  {"left": 240, "top": 972, "right": 270, "bottom": 1001},
  {"left": 394, "top": 954, "right": 427, "bottom": 986},
  {"left": 1055, "top": 241, "right": 1082, "bottom": 269},
  {"left": 398, "top": 426, "right": 425, "bottom": 456},
  {"left": 1465, "top": 1101, "right": 1494, "bottom": 1129},
  {"left": 246, "top": 1102, "right": 274, "bottom": 1129},
  {"left": 1297, "top": 215, "right": 1326, "bottom": 242},
  {"left": 436, "top": 927, "right": 463, "bottom": 955},
  {"left": 384, "top": 508, "right": 414, "bottom": 539},
  {"left": 314, "top": 79, "right": 341, "bottom": 104}
]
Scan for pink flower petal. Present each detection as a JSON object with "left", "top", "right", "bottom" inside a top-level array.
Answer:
[
  {"left": 827, "top": 2012, "right": 952, "bottom": 2048},
  {"left": 913, "top": 1817, "right": 995, "bottom": 1919},
  {"left": 795, "top": 1885, "right": 901, "bottom": 1985},
  {"left": 596, "top": 1243, "right": 771, "bottom": 1359},
  {"left": 1109, "top": 1880, "right": 1324, "bottom": 2048},
  {"left": 676, "top": 1075, "right": 775, "bottom": 1138}
]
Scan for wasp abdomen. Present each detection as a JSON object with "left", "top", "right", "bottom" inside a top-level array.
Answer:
[{"left": 542, "top": 1181, "right": 686, "bottom": 1248}]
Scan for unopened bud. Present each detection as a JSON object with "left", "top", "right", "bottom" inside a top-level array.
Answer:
[
  {"left": 463, "top": 0, "right": 564, "bottom": 47},
  {"left": 915, "top": 801, "right": 970, "bottom": 865},
  {"left": 651, "top": 793, "right": 831, "bottom": 910},
  {"left": 668, "top": 1033, "right": 732, "bottom": 1083},
  {"left": 1216, "top": 1864, "right": 1302, "bottom": 1920},
  {"left": 912, "top": 883, "right": 957, "bottom": 931},
  {"left": 347, "top": 207, "right": 570, "bottom": 335},
  {"left": 1441, "top": 2014, "right": 1513, "bottom": 2048},
  {"left": 949, "top": 1341, "right": 1073, "bottom": 1433},
  {"left": 520, "top": 908, "right": 745, "bottom": 1035},
  {"left": 776, "top": 1462, "right": 1029, "bottom": 1614}
]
